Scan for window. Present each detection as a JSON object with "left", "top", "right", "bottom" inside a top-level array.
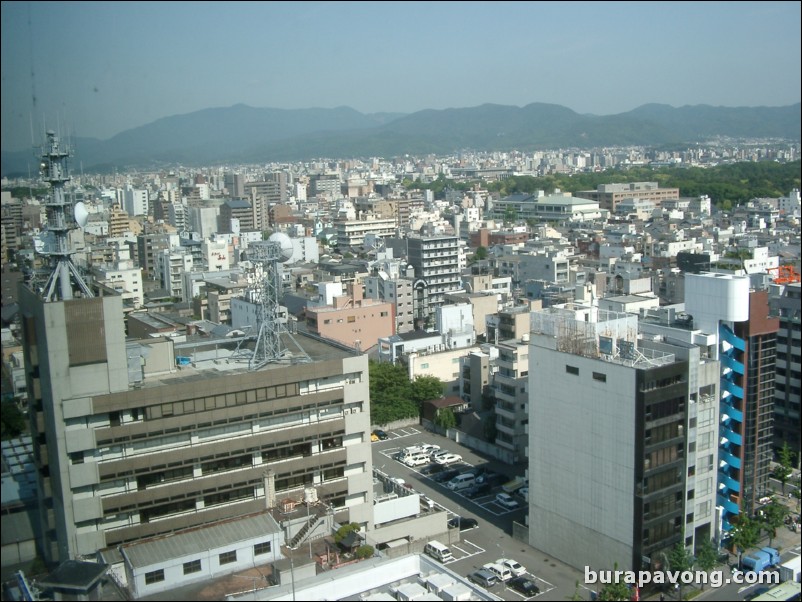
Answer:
[
  {"left": 183, "top": 560, "right": 201, "bottom": 575},
  {"left": 219, "top": 550, "right": 237, "bottom": 565},
  {"left": 592, "top": 372, "right": 607, "bottom": 383},
  {"left": 145, "top": 569, "right": 164, "bottom": 585},
  {"left": 566, "top": 365, "right": 579, "bottom": 375},
  {"left": 254, "top": 541, "right": 272, "bottom": 556}
]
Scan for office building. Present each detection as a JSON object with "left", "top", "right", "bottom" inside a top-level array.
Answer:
[{"left": 407, "top": 234, "right": 463, "bottom": 327}]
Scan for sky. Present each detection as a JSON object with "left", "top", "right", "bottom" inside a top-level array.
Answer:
[{"left": 1, "top": 1, "right": 800, "bottom": 152}]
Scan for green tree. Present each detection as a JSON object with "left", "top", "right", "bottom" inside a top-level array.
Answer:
[
  {"left": 411, "top": 375, "right": 444, "bottom": 404},
  {"left": 474, "top": 246, "right": 488, "bottom": 260},
  {"left": 729, "top": 514, "right": 760, "bottom": 568},
  {"left": 1, "top": 401, "right": 27, "bottom": 439},
  {"left": 668, "top": 542, "right": 694, "bottom": 600},
  {"left": 695, "top": 538, "right": 718, "bottom": 590},
  {"left": 597, "top": 564, "right": 631, "bottom": 601},
  {"left": 334, "top": 522, "right": 360, "bottom": 544},
  {"left": 434, "top": 407, "right": 457, "bottom": 430},
  {"left": 356, "top": 544, "right": 374, "bottom": 559},
  {"left": 776, "top": 441, "right": 794, "bottom": 494},
  {"left": 759, "top": 501, "right": 786, "bottom": 547}
]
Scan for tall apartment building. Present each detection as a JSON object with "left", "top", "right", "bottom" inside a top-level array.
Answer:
[
  {"left": 19, "top": 283, "right": 375, "bottom": 564},
  {"left": 224, "top": 173, "right": 245, "bottom": 199},
  {"left": 528, "top": 306, "right": 719, "bottom": 572},
  {"left": 407, "top": 234, "right": 463, "bottom": 327},
  {"left": 685, "top": 273, "right": 778, "bottom": 530},
  {"left": 123, "top": 187, "right": 149, "bottom": 217},
  {"left": 364, "top": 272, "right": 415, "bottom": 335},
  {"left": 335, "top": 215, "right": 397, "bottom": 249},
  {"left": 574, "top": 182, "right": 680, "bottom": 213},
  {"left": 769, "top": 281, "right": 801, "bottom": 456},
  {"left": 218, "top": 199, "right": 255, "bottom": 234}
]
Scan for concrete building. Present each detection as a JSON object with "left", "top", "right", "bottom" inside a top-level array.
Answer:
[
  {"left": 685, "top": 273, "right": 779, "bottom": 530},
  {"left": 304, "top": 283, "right": 395, "bottom": 352},
  {"left": 769, "top": 281, "right": 801, "bottom": 457},
  {"left": 219, "top": 199, "right": 255, "bottom": 234},
  {"left": 364, "top": 272, "right": 416, "bottom": 335},
  {"left": 19, "top": 283, "right": 375, "bottom": 565},
  {"left": 528, "top": 306, "right": 716, "bottom": 572},
  {"left": 574, "top": 182, "right": 680, "bottom": 213},
  {"left": 335, "top": 215, "right": 397, "bottom": 249},
  {"left": 407, "top": 234, "right": 463, "bottom": 327}
]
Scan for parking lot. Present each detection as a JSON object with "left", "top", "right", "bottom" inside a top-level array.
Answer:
[{"left": 371, "top": 426, "right": 580, "bottom": 600}]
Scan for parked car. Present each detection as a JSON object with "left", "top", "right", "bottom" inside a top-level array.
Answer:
[
  {"left": 448, "top": 516, "right": 479, "bottom": 531},
  {"left": 495, "top": 492, "right": 519, "bottom": 510},
  {"left": 418, "top": 443, "right": 441, "bottom": 454},
  {"left": 420, "top": 463, "right": 446, "bottom": 476},
  {"left": 372, "top": 429, "right": 388, "bottom": 440},
  {"left": 370, "top": 432, "right": 379, "bottom": 442},
  {"left": 518, "top": 486, "right": 529, "bottom": 499},
  {"left": 432, "top": 468, "right": 461, "bottom": 483},
  {"left": 463, "top": 483, "right": 492, "bottom": 499},
  {"left": 502, "top": 476, "right": 527, "bottom": 493},
  {"left": 435, "top": 453, "right": 462, "bottom": 465},
  {"left": 468, "top": 568, "right": 497, "bottom": 589},
  {"left": 496, "top": 558, "right": 527, "bottom": 577},
  {"left": 507, "top": 576, "right": 540, "bottom": 596},
  {"left": 431, "top": 449, "right": 451, "bottom": 461},
  {"left": 476, "top": 471, "right": 507, "bottom": 487}
]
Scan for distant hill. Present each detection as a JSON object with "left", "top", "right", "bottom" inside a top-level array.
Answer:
[{"left": 2, "top": 102, "right": 799, "bottom": 175}]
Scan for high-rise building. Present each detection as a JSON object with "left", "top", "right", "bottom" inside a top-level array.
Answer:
[
  {"left": 528, "top": 306, "right": 719, "bottom": 572},
  {"left": 407, "top": 234, "right": 463, "bottom": 327},
  {"left": 769, "top": 281, "right": 801, "bottom": 457},
  {"left": 685, "top": 273, "right": 778, "bottom": 531},
  {"left": 20, "top": 284, "right": 375, "bottom": 563}
]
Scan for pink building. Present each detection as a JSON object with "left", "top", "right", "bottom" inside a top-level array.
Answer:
[{"left": 305, "top": 283, "right": 395, "bottom": 352}]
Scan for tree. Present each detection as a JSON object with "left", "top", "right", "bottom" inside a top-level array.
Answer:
[
  {"left": 411, "top": 375, "right": 444, "bottom": 405},
  {"left": 597, "top": 564, "right": 631, "bottom": 601},
  {"left": 729, "top": 514, "right": 760, "bottom": 567},
  {"left": 334, "top": 522, "right": 360, "bottom": 544},
  {"left": 668, "top": 543, "right": 694, "bottom": 600},
  {"left": 434, "top": 407, "right": 457, "bottom": 430},
  {"left": 355, "top": 544, "right": 374, "bottom": 559},
  {"left": 1, "top": 401, "right": 27, "bottom": 439},
  {"left": 776, "top": 441, "right": 794, "bottom": 494},
  {"left": 759, "top": 501, "right": 786, "bottom": 547},
  {"left": 474, "top": 246, "right": 488, "bottom": 260},
  {"left": 695, "top": 538, "right": 718, "bottom": 590}
]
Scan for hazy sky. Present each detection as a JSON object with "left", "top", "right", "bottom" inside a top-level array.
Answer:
[{"left": 2, "top": 1, "right": 800, "bottom": 151}]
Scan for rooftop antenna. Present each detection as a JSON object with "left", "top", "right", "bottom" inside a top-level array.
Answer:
[
  {"left": 247, "top": 232, "right": 310, "bottom": 370},
  {"left": 37, "top": 130, "right": 93, "bottom": 301}
]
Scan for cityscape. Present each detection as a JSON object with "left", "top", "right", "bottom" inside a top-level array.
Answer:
[{"left": 1, "top": 2, "right": 801, "bottom": 602}]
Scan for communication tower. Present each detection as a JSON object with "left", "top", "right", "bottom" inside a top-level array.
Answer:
[
  {"left": 248, "top": 232, "right": 309, "bottom": 370},
  {"left": 37, "top": 130, "right": 93, "bottom": 301}
]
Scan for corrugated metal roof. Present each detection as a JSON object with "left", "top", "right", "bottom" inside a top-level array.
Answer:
[{"left": 122, "top": 512, "right": 281, "bottom": 568}]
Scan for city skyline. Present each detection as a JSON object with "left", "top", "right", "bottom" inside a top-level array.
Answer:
[{"left": 2, "top": 1, "right": 800, "bottom": 152}]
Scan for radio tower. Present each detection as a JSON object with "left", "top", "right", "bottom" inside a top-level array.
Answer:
[
  {"left": 248, "top": 232, "right": 309, "bottom": 370},
  {"left": 38, "top": 130, "right": 93, "bottom": 301}
]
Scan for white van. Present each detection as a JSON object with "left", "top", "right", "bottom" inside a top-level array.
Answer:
[
  {"left": 483, "top": 562, "right": 512, "bottom": 582},
  {"left": 424, "top": 540, "right": 454, "bottom": 563},
  {"left": 447, "top": 473, "right": 476, "bottom": 491},
  {"left": 403, "top": 452, "right": 430, "bottom": 467}
]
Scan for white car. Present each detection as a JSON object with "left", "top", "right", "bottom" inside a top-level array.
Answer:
[
  {"left": 435, "top": 453, "right": 462, "bottom": 465},
  {"left": 495, "top": 492, "right": 519, "bottom": 510},
  {"left": 418, "top": 443, "right": 441, "bottom": 455},
  {"left": 518, "top": 486, "right": 529, "bottom": 499},
  {"left": 496, "top": 558, "right": 527, "bottom": 577}
]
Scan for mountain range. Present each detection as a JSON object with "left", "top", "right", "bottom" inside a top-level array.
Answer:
[{"left": 2, "top": 102, "right": 799, "bottom": 176}]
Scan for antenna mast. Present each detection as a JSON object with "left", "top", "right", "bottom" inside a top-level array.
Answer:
[{"left": 38, "top": 130, "right": 93, "bottom": 301}]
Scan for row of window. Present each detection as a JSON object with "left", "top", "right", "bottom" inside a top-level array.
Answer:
[
  {"left": 565, "top": 365, "right": 607, "bottom": 382},
  {"left": 144, "top": 541, "right": 273, "bottom": 585}
]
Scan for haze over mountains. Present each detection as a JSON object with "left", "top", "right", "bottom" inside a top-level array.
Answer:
[{"left": 2, "top": 102, "right": 799, "bottom": 176}]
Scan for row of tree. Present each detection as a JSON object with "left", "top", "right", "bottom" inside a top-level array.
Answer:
[{"left": 404, "top": 160, "right": 801, "bottom": 209}]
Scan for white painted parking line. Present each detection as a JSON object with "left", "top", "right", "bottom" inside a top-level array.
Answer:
[{"left": 451, "top": 539, "right": 485, "bottom": 559}]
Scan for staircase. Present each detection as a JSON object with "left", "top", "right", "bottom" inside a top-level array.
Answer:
[{"left": 289, "top": 508, "right": 324, "bottom": 549}]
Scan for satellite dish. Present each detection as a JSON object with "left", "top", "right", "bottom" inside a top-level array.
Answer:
[
  {"left": 74, "top": 202, "right": 89, "bottom": 228},
  {"left": 267, "top": 232, "right": 294, "bottom": 263}
]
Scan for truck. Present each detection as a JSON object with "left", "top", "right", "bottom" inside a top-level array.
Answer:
[
  {"left": 778, "top": 555, "right": 801, "bottom": 583},
  {"left": 741, "top": 547, "right": 780, "bottom": 574}
]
